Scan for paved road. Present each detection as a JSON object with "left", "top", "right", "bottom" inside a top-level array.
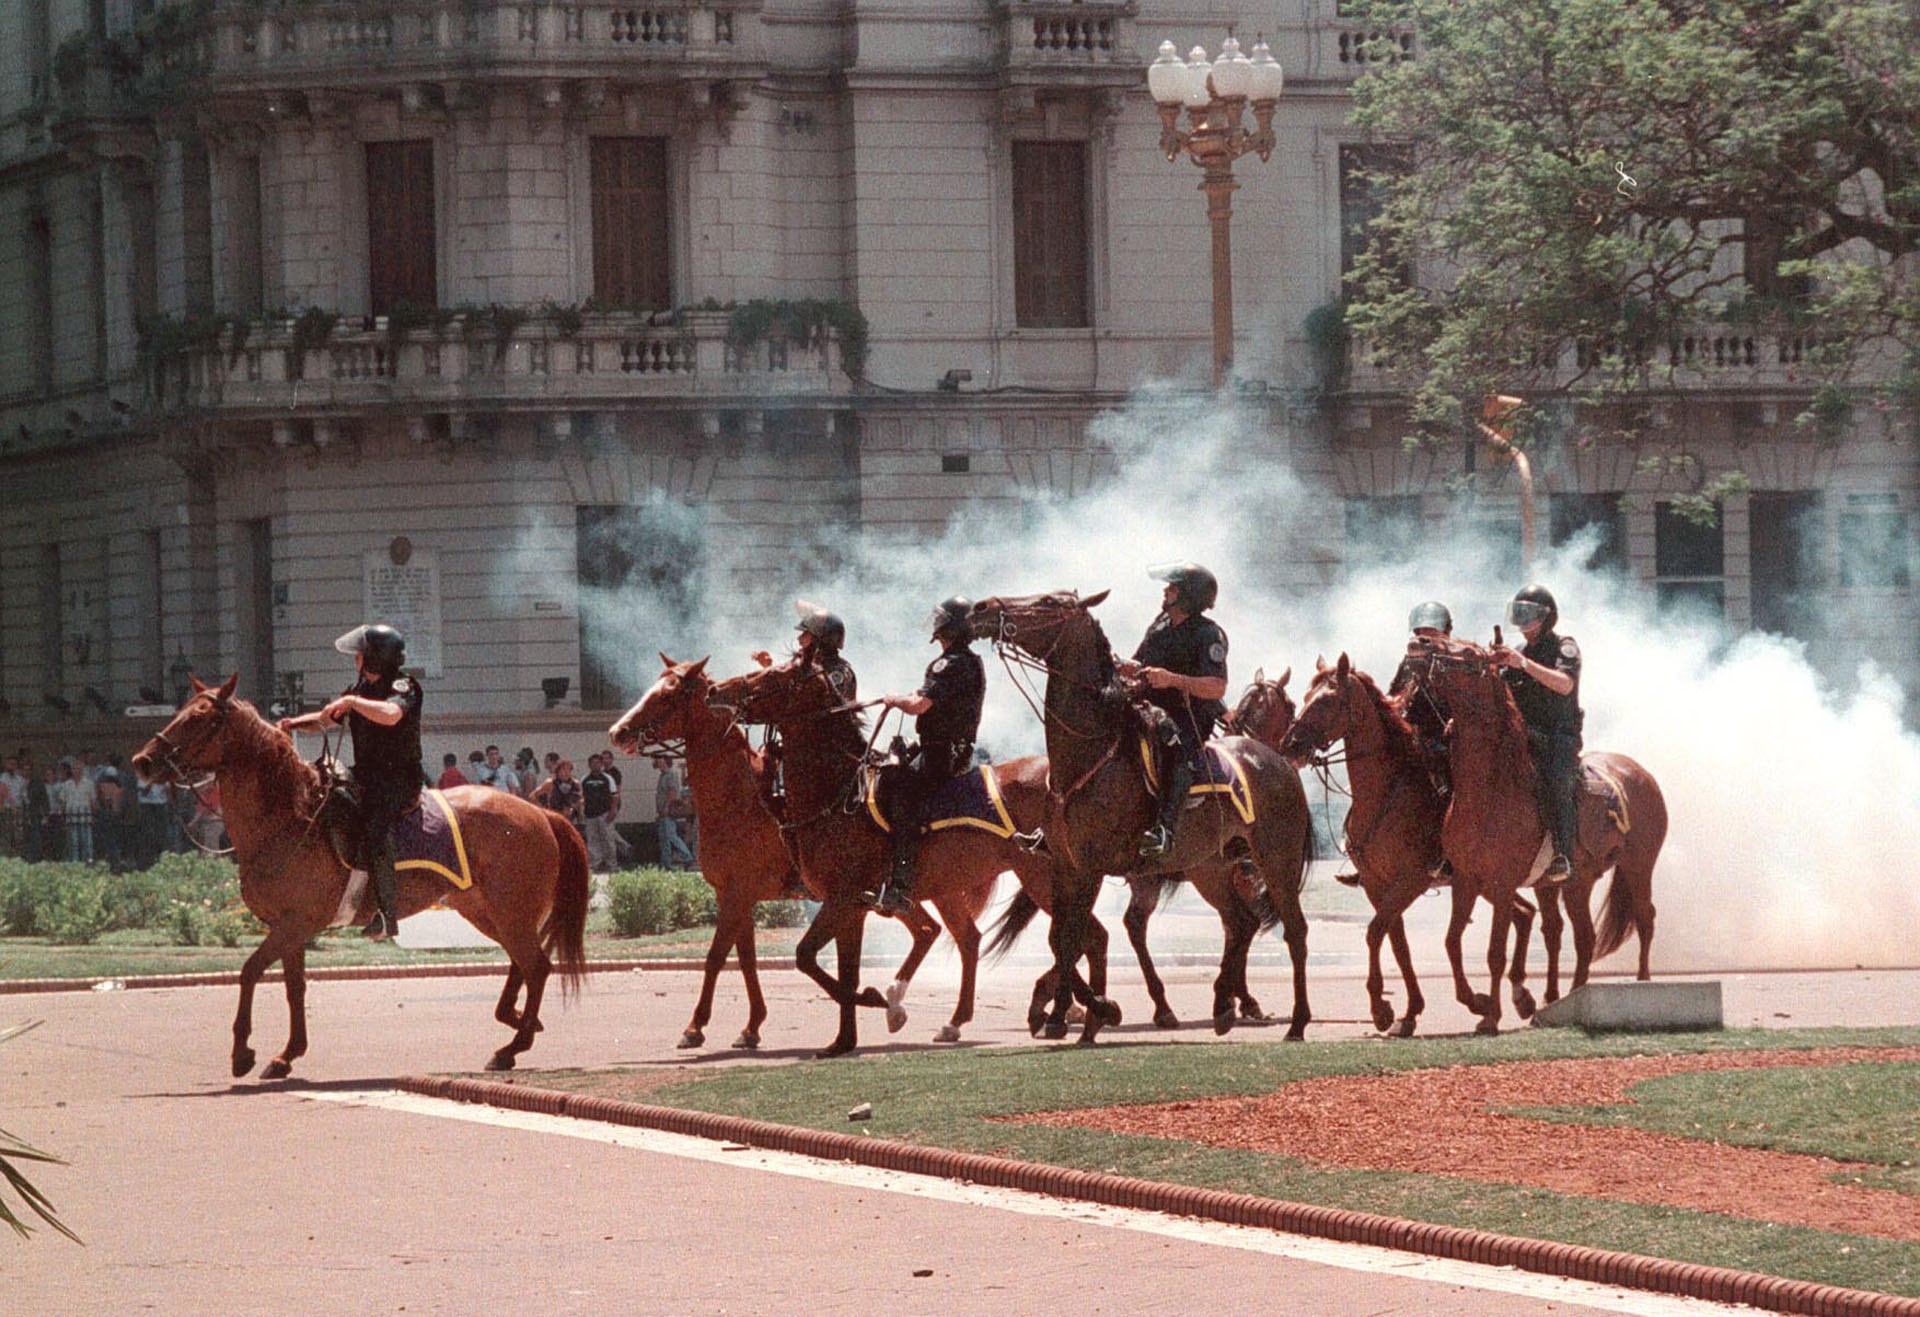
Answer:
[{"left": 7, "top": 910, "right": 1915, "bottom": 1315}]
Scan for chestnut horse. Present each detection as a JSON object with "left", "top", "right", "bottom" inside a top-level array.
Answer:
[
  {"left": 991, "top": 666, "right": 1298, "bottom": 1031},
  {"left": 1407, "top": 638, "right": 1667, "bottom": 1033},
  {"left": 706, "top": 657, "right": 1104, "bottom": 1057},
  {"left": 131, "top": 675, "right": 588, "bottom": 1075},
  {"left": 967, "top": 591, "right": 1314, "bottom": 1041},
  {"left": 609, "top": 654, "right": 1062, "bottom": 1047},
  {"left": 1278, "top": 653, "right": 1541, "bottom": 1037}
]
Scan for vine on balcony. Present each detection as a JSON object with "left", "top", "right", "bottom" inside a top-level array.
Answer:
[{"left": 724, "top": 299, "right": 869, "bottom": 378}]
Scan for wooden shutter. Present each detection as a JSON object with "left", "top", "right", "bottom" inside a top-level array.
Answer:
[
  {"left": 1012, "top": 142, "right": 1089, "bottom": 329},
  {"left": 590, "top": 138, "right": 671, "bottom": 308},
  {"left": 366, "top": 141, "right": 437, "bottom": 314}
]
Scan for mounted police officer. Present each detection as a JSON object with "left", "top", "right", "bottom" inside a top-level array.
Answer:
[
  {"left": 749, "top": 601, "right": 855, "bottom": 813},
  {"left": 1492, "top": 584, "right": 1581, "bottom": 884},
  {"left": 1116, "top": 562, "right": 1229, "bottom": 859},
  {"left": 280, "top": 623, "right": 422, "bottom": 940},
  {"left": 873, "top": 597, "right": 986, "bottom": 915},
  {"left": 1389, "top": 600, "right": 1455, "bottom": 779}
]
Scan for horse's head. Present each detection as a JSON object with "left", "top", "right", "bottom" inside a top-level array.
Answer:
[
  {"left": 706, "top": 658, "right": 839, "bottom": 727},
  {"left": 1222, "top": 666, "right": 1294, "bottom": 750},
  {"left": 1407, "top": 635, "right": 1507, "bottom": 718},
  {"left": 967, "top": 588, "right": 1111, "bottom": 665},
  {"left": 609, "top": 653, "right": 713, "bottom": 754},
  {"left": 131, "top": 673, "right": 240, "bottom": 784},
  {"left": 1276, "top": 653, "right": 1365, "bottom": 765}
]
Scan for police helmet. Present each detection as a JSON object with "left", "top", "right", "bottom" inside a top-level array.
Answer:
[
  {"left": 1147, "top": 561, "right": 1219, "bottom": 613},
  {"left": 793, "top": 599, "right": 846, "bottom": 651},
  {"left": 928, "top": 596, "right": 972, "bottom": 639},
  {"left": 334, "top": 623, "right": 406, "bottom": 676},
  {"left": 1408, "top": 600, "right": 1453, "bottom": 636},
  {"left": 1505, "top": 583, "right": 1559, "bottom": 632}
]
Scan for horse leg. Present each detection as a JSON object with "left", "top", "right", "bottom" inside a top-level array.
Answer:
[
  {"left": 1478, "top": 896, "right": 1514, "bottom": 1036},
  {"left": 259, "top": 942, "right": 311, "bottom": 1081},
  {"left": 1538, "top": 885, "right": 1566, "bottom": 1003},
  {"left": 1507, "top": 893, "right": 1537, "bottom": 1021},
  {"left": 731, "top": 913, "right": 768, "bottom": 1050},
  {"left": 681, "top": 889, "right": 751, "bottom": 1048},
  {"left": 1050, "top": 878, "right": 1115, "bottom": 1044},
  {"left": 880, "top": 902, "right": 942, "bottom": 1035},
  {"left": 1444, "top": 880, "right": 1492, "bottom": 1019},
  {"left": 1385, "top": 913, "right": 1424, "bottom": 1037},
  {"left": 1363, "top": 897, "right": 1403, "bottom": 1034},
  {"left": 493, "top": 965, "right": 526, "bottom": 1030},
  {"left": 1125, "top": 879, "right": 1178, "bottom": 1029},
  {"left": 1210, "top": 899, "right": 1254, "bottom": 1036},
  {"left": 1028, "top": 966, "right": 1057, "bottom": 1036},
  {"left": 820, "top": 904, "right": 885, "bottom": 1059},
  {"left": 1632, "top": 869, "right": 1657, "bottom": 981},
  {"left": 233, "top": 924, "right": 300, "bottom": 1078},
  {"left": 928, "top": 892, "right": 981, "bottom": 1044},
  {"left": 1276, "top": 887, "right": 1311, "bottom": 1042},
  {"left": 487, "top": 921, "right": 554, "bottom": 1071},
  {"left": 794, "top": 897, "right": 854, "bottom": 1006}
]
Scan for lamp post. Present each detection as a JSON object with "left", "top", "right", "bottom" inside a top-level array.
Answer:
[{"left": 1148, "top": 34, "right": 1284, "bottom": 389}]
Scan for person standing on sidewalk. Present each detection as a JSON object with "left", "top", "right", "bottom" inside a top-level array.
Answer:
[
  {"left": 580, "top": 753, "right": 622, "bottom": 873},
  {"left": 653, "top": 754, "right": 694, "bottom": 869}
]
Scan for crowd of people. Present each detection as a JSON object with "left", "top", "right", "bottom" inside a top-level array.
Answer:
[{"left": 0, "top": 737, "right": 699, "bottom": 878}]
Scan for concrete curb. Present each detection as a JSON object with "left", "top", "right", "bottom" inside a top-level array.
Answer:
[
  {"left": 399, "top": 1075, "right": 1920, "bottom": 1317},
  {"left": 0, "top": 958, "right": 798, "bottom": 995}
]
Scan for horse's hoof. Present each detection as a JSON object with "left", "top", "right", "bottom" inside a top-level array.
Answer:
[
  {"left": 1041, "top": 1020, "right": 1069, "bottom": 1041},
  {"left": 1066, "top": 1004, "right": 1087, "bottom": 1025},
  {"left": 1238, "top": 998, "right": 1267, "bottom": 1021},
  {"left": 232, "top": 1048, "right": 257, "bottom": 1078},
  {"left": 1514, "top": 990, "right": 1538, "bottom": 1020},
  {"left": 1370, "top": 1002, "right": 1397, "bottom": 1033},
  {"left": 260, "top": 1058, "right": 291, "bottom": 1081},
  {"left": 1474, "top": 1018, "right": 1501, "bottom": 1037},
  {"left": 1152, "top": 1007, "right": 1180, "bottom": 1030},
  {"left": 855, "top": 986, "right": 887, "bottom": 1009},
  {"left": 1284, "top": 1024, "right": 1307, "bottom": 1043},
  {"left": 1075, "top": 1031, "right": 1101, "bottom": 1047},
  {"left": 816, "top": 1040, "right": 856, "bottom": 1060},
  {"left": 1027, "top": 1014, "right": 1045, "bottom": 1037},
  {"left": 486, "top": 1050, "right": 518, "bottom": 1071},
  {"left": 1096, "top": 998, "right": 1122, "bottom": 1027},
  {"left": 1394, "top": 1017, "right": 1419, "bottom": 1039},
  {"left": 1213, "top": 1010, "right": 1235, "bottom": 1037},
  {"left": 933, "top": 1024, "right": 962, "bottom": 1044},
  {"left": 886, "top": 1004, "right": 908, "bottom": 1034},
  {"left": 731, "top": 1031, "right": 760, "bottom": 1051},
  {"left": 677, "top": 1030, "right": 705, "bottom": 1050}
]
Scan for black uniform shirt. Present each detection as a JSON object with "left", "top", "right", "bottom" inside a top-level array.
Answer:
[
  {"left": 1389, "top": 648, "right": 1449, "bottom": 744},
  {"left": 814, "top": 653, "right": 857, "bottom": 706},
  {"left": 1506, "top": 630, "right": 1583, "bottom": 734},
  {"left": 581, "top": 769, "right": 615, "bottom": 819},
  {"left": 346, "top": 672, "right": 424, "bottom": 790},
  {"left": 1133, "top": 613, "right": 1230, "bottom": 724},
  {"left": 914, "top": 641, "right": 986, "bottom": 746}
]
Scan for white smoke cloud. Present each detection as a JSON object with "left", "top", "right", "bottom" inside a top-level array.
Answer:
[{"left": 503, "top": 388, "right": 1920, "bottom": 974}]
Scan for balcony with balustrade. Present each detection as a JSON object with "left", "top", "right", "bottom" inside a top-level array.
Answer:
[
  {"left": 147, "top": 308, "right": 849, "bottom": 423},
  {"left": 996, "top": 0, "right": 1140, "bottom": 93}
]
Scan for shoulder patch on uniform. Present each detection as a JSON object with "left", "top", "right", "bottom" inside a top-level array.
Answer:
[
  {"left": 1208, "top": 642, "right": 1226, "bottom": 663},
  {"left": 930, "top": 657, "right": 949, "bottom": 674},
  {"left": 392, "top": 678, "right": 413, "bottom": 695},
  {"left": 1559, "top": 637, "right": 1580, "bottom": 661}
]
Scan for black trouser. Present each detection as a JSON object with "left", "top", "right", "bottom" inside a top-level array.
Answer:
[
  {"left": 888, "top": 741, "right": 968, "bottom": 888},
  {"left": 1528, "top": 728, "right": 1582, "bottom": 861},
  {"left": 355, "top": 779, "right": 418, "bottom": 923},
  {"left": 1156, "top": 712, "right": 1213, "bottom": 838}
]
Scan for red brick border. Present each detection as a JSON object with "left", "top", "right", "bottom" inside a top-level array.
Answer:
[
  {"left": 398, "top": 1075, "right": 1920, "bottom": 1317},
  {"left": 0, "top": 958, "right": 796, "bottom": 995}
]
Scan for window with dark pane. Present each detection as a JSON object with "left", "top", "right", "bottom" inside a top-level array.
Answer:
[
  {"left": 1838, "top": 493, "right": 1911, "bottom": 589},
  {"left": 1750, "top": 491, "right": 1822, "bottom": 639},
  {"left": 1654, "top": 501, "right": 1725, "bottom": 621},
  {"left": 590, "top": 138, "right": 671, "bottom": 309},
  {"left": 1550, "top": 493, "right": 1627, "bottom": 574},
  {"left": 366, "top": 140, "right": 437, "bottom": 314},
  {"left": 1012, "top": 141, "right": 1089, "bottom": 329},
  {"left": 1339, "top": 145, "right": 1411, "bottom": 285},
  {"left": 576, "top": 502, "right": 706, "bottom": 710}
]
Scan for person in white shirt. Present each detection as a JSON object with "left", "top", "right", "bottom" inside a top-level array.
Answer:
[
  {"left": 474, "top": 744, "right": 519, "bottom": 794},
  {"left": 51, "top": 761, "right": 99, "bottom": 863},
  {"left": 0, "top": 756, "right": 25, "bottom": 856}
]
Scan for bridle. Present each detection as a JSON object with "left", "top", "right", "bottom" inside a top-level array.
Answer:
[
  {"left": 982, "top": 606, "right": 1119, "bottom": 745},
  {"left": 711, "top": 665, "right": 876, "bottom": 838},
  {"left": 145, "top": 696, "right": 231, "bottom": 788}
]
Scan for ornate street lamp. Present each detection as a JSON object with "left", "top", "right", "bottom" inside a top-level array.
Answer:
[{"left": 1149, "top": 34, "right": 1285, "bottom": 388}]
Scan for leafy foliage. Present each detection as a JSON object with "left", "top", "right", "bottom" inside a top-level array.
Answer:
[
  {"left": 1342, "top": 0, "right": 1920, "bottom": 439},
  {"left": 606, "top": 868, "right": 719, "bottom": 937},
  {"left": 0, "top": 856, "right": 254, "bottom": 946},
  {"left": 726, "top": 299, "right": 871, "bottom": 378},
  {"left": 0, "top": 1022, "right": 80, "bottom": 1244}
]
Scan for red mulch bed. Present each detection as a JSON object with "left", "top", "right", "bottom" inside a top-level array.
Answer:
[{"left": 1015, "top": 1046, "right": 1920, "bottom": 1241}]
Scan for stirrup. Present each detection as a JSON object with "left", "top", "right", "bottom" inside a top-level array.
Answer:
[
  {"left": 869, "top": 884, "right": 913, "bottom": 916},
  {"left": 1138, "top": 824, "right": 1173, "bottom": 858},
  {"left": 1333, "top": 869, "right": 1362, "bottom": 888},
  {"left": 1540, "top": 854, "right": 1572, "bottom": 885},
  {"left": 363, "top": 910, "right": 397, "bottom": 942}
]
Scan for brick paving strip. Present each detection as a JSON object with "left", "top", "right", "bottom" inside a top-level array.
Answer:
[
  {"left": 399, "top": 1073, "right": 1920, "bottom": 1317},
  {"left": 0, "top": 958, "right": 798, "bottom": 995}
]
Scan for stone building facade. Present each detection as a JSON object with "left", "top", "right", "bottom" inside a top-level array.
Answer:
[{"left": 0, "top": 0, "right": 1913, "bottom": 765}]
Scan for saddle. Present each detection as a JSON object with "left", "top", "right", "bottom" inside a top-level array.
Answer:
[{"left": 320, "top": 779, "right": 364, "bottom": 871}]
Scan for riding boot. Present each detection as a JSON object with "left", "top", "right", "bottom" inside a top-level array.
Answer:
[
  {"left": 875, "top": 825, "right": 920, "bottom": 916},
  {"left": 1140, "top": 762, "right": 1195, "bottom": 859},
  {"left": 363, "top": 836, "right": 400, "bottom": 941}
]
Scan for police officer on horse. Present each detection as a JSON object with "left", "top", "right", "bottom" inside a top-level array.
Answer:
[
  {"left": 750, "top": 601, "right": 855, "bottom": 814},
  {"left": 1492, "top": 584, "right": 1581, "bottom": 884},
  {"left": 280, "top": 623, "right": 423, "bottom": 939},
  {"left": 1116, "top": 562, "right": 1229, "bottom": 859},
  {"left": 1391, "top": 599, "right": 1456, "bottom": 785},
  {"left": 874, "top": 596, "right": 986, "bottom": 914}
]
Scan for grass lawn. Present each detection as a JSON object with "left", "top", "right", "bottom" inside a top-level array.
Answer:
[
  {"left": 0, "top": 919, "right": 806, "bottom": 982},
  {"left": 531, "top": 1026, "right": 1920, "bottom": 1297}
]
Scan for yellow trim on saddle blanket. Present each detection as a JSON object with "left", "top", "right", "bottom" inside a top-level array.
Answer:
[
  {"left": 392, "top": 789, "right": 474, "bottom": 890},
  {"left": 1139, "top": 735, "right": 1256, "bottom": 826},
  {"left": 864, "top": 766, "right": 1018, "bottom": 840},
  {"left": 1586, "top": 761, "right": 1632, "bottom": 836}
]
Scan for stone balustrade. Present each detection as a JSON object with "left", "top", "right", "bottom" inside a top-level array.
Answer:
[
  {"left": 149, "top": 309, "right": 846, "bottom": 418},
  {"left": 998, "top": 0, "right": 1139, "bottom": 87},
  {"left": 1342, "top": 329, "right": 1837, "bottom": 397}
]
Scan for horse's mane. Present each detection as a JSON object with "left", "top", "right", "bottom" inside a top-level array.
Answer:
[
  {"left": 223, "top": 697, "right": 327, "bottom": 817},
  {"left": 1345, "top": 668, "right": 1421, "bottom": 754}
]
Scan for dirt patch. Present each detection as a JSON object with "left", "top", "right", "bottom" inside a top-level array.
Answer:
[{"left": 1015, "top": 1046, "right": 1920, "bottom": 1241}]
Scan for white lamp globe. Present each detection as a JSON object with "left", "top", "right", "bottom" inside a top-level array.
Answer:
[
  {"left": 1147, "top": 41, "right": 1187, "bottom": 106},
  {"left": 1182, "top": 45, "right": 1213, "bottom": 108},
  {"left": 1211, "top": 33, "right": 1253, "bottom": 99},
  {"left": 1249, "top": 39, "right": 1285, "bottom": 101}
]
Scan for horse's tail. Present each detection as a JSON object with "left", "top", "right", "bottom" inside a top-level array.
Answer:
[
  {"left": 541, "top": 811, "right": 591, "bottom": 998},
  {"left": 984, "top": 888, "right": 1043, "bottom": 965},
  {"left": 1594, "top": 870, "right": 1634, "bottom": 960}
]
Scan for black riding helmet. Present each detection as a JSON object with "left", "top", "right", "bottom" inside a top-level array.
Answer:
[
  {"left": 1148, "top": 561, "right": 1219, "bottom": 614},
  {"left": 1505, "top": 583, "right": 1559, "bottom": 632},
  {"left": 1408, "top": 600, "right": 1453, "bottom": 635},
  {"left": 928, "top": 595, "right": 972, "bottom": 641},
  {"left": 334, "top": 623, "right": 406, "bottom": 677},
  {"left": 794, "top": 599, "right": 846, "bottom": 651}
]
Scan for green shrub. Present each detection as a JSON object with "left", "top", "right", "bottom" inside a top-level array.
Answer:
[
  {"left": 607, "top": 867, "right": 717, "bottom": 937},
  {"left": 167, "top": 900, "right": 210, "bottom": 947},
  {"left": 0, "top": 863, "right": 64, "bottom": 935},
  {"left": 755, "top": 899, "right": 811, "bottom": 929},
  {"left": 0, "top": 855, "right": 245, "bottom": 939},
  {"left": 46, "top": 878, "right": 112, "bottom": 945}
]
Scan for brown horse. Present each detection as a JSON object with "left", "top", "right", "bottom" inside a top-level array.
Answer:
[
  {"left": 131, "top": 675, "right": 588, "bottom": 1075},
  {"left": 1407, "top": 638, "right": 1667, "bottom": 1033},
  {"left": 706, "top": 657, "right": 1101, "bottom": 1057},
  {"left": 1278, "top": 653, "right": 1541, "bottom": 1037},
  {"left": 608, "top": 654, "right": 1026, "bottom": 1047},
  {"left": 967, "top": 591, "right": 1315, "bottom": 1040}
]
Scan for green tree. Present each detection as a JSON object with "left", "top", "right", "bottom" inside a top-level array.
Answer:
[
  {"left": 1341, "top": 0, "right": 1920, "bottom": 440},
  {"left": 1, "top": 1023, "right": 79, "bottom": 1243}
]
